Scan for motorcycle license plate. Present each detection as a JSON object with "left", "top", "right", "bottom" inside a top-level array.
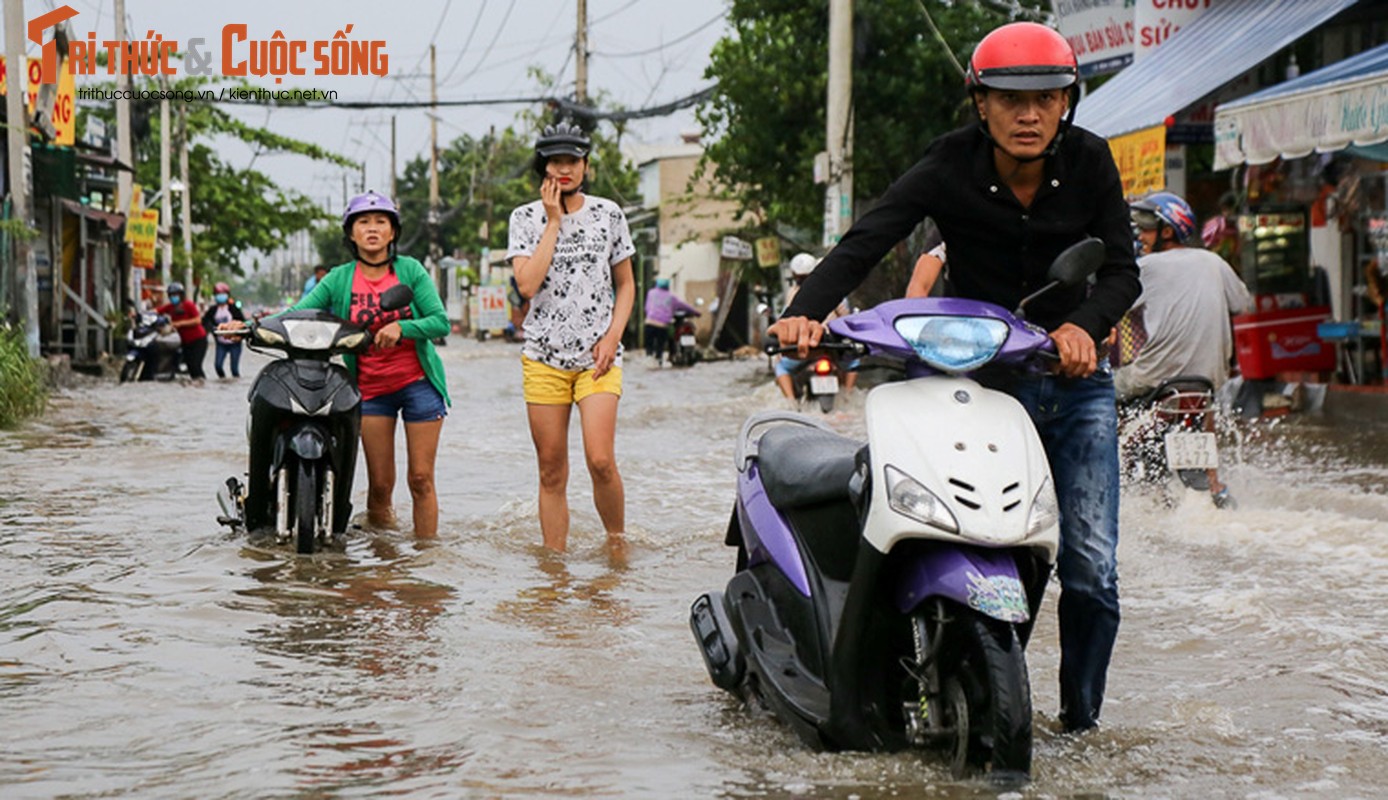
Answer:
[
  {"left": 810, "top": 375, "right": 839, "bottom": 395},
  {"left": 679, "top": 334, "right": 696, "bottom": 347},
  {"left": 1164, "top": 432, "right": 1218, "bottom": 469}
]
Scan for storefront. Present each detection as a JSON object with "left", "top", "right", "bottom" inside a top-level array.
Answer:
[{"left": 1215, "top": 42, "right": 1388, "bottom": 384}]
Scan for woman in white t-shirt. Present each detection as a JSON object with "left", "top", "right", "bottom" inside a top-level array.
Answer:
[{"left": 507, "top": 121, "right": 636, "bottom": 556}]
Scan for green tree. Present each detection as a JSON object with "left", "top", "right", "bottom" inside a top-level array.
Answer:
[{"left": 697, "top": 0, "right": 1047, "bottom": 301}]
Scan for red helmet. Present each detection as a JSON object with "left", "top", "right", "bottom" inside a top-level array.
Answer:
[
  {"left": 966, "top": 22, "right": 1078, "bottom": 92},
  {"left": 214, "top": 281, "right": 231, "bottom": 293}
]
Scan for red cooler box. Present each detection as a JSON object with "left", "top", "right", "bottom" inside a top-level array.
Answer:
[{"left": 1232, "top": 305, "right": 1334, "bottom": 380}]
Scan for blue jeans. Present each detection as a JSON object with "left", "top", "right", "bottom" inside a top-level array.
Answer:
[
  {"left": 214, "top": 340, "right": 241, "bottom": 378},
  {"left": 992, "top": 363, "right": 1121, "bottom": 731}
]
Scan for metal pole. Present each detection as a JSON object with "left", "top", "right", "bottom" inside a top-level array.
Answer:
[
  {"left": 428, "top": 45, "right": 440, "bottom": 280},
  {"left": 576, "top": 0, "right": 588, "bottom": 103},
  {"left": 179, "top": 104, "right": 192, "bottom": 291},
  {"left": 4, "top": 0, "right": 38, "bottom": 356},
  {"left": 160, "top": 84, "right": 172, "bottom": 288},
  {"left": 823, "top": 0, "right": 854, "bottom": 248},
  {"left": 390, "top": 114, "right": 397, "bottom": 201},
  {"left": 115, "top": 0, "right": 135, "bottom": 305}
]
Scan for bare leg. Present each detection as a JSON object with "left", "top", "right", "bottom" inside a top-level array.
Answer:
[
  {"left": 577, "top": 392, "right": 624, "bottom": 534},
  {"left": 527, "top": 403, "right": 573, "bottom": 551},
  {"left": 775, "top": 373, "right": 796, "bottom": 400},
  {"left": 360, "top": 415, "right": 399, "bottom": 527},
  {"left": 404, "top": 418, "right": 443, "bottom": 537}
]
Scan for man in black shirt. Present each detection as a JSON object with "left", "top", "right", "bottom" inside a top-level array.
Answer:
[{"left": 772, "top": 21, "right": 1140, "bottom": 733}]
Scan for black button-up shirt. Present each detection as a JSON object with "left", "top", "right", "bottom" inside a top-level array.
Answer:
[{"left": 784, "top": 124, "right": 1140, "bottom": 344}]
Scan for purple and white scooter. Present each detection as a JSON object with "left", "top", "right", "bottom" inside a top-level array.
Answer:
[{"left": 690, "top": 239, "right": 1104, "bottom": 780}]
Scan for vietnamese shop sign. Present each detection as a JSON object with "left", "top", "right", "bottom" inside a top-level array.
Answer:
[
  {"left": 1215, "top": 77, "right": 1388, "bottom": 169},
  {"left": 1052, "top": 0, "right": 1216, "bottom": 79}
]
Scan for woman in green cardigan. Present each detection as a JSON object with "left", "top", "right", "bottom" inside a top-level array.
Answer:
[{"left": 293, "top": 191, "right": 451, "bottom": 536}]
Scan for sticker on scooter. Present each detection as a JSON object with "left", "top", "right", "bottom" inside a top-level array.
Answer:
[{"left": 967, "top": 572, "right": 1029, "bottom": 624}]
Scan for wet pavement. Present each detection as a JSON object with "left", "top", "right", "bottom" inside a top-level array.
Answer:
[{"left": 2, "top": 337, "right": 1387, "bottom": 798}]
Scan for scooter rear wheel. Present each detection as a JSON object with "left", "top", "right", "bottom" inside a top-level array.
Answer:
[{"left": 294, "top": 459, "right": 321, "bottom": 554}]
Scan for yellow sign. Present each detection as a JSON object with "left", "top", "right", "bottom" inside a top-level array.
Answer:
[
  {"left": 0, "top": 55, "right": 77, "bottom": 146},
  {"left": 129, "top": 209, "right": 160, "bottom": 270},
  {"left": 755, "top": 237, "right": 781, "bottom": 269},
  {"left": 1107, "top": 125, "right": 1166, "bottom": 199}
]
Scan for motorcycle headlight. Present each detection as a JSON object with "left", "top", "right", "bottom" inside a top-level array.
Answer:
[
  {"left": 885, "top": 464, "right": 958, "bottom": 533},
  {"left": 893, "top": 315, "right": 1009, "bottom": 373},
  {"left": 1026, "top": 477, "right": 1059, "bottom": 538},
  {"left": 252, "top": 326, "right": 286, "bottom": 346},
  {"left": 282, "top": 320, "right": 342, "bottom": 350},
  {"left": 336, "top": 330, "right": 369, "bottom": 350}
]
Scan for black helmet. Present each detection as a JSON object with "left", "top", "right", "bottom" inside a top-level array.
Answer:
[
  {"left": 535, "top": 120, "right": 591, "bottom": 159},
  {"left": 167, "top": 281, "right": 184, "bottom": 296}
]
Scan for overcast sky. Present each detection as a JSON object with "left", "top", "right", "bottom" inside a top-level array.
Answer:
[{"left": 24, "top": 0, "right": 728, "bottom": 211}]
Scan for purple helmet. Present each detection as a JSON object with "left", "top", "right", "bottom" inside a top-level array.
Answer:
[
  {"left": 342, "top": 191, "right": 401, "bottom": 237},
  {"left": 1131, "top": 191, "right": 1197, "bottom": 244}
]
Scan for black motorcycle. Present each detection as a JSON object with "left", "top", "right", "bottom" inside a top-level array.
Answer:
[
  {"left": 120, "top": 309, "right": 182, "bottom": 383},
  {"left": 1119, "top": 375, "right": 1222, "bottom": 495},
  {"left": 669, "top": 309, "right": 702, "bottom": 367},
  {"left": 787, "top": 351, "right": 847, "bottom": 413},
  {"left": 217, "top": 284, "right": 413, "bottom": 553}
]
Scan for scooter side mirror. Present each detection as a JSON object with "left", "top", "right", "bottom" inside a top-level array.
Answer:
[
  {"left": 1047, "top": 237, "right": 1105, "bottom": 287},
  {"left": 379, "top": 284, "right": 415, "bottom": 312},
  {"left": 1014, "top": 237, "right": 1107, "bottom": 318}
]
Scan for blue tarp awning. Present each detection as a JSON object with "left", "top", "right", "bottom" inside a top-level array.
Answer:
[
  {"left": 1074, "top": 0, "right": 1360, "bottom": 140},
  {"left": 1214, "top": 41, "right": 1388, "bottom": 168}
]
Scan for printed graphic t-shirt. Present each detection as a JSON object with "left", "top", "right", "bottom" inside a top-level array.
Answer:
[
  {"left": 350, "top": 268, "right": 424, "bottom": 400},
  {"left": 506, "top": 195, "right": 635, "bottom": 371}
]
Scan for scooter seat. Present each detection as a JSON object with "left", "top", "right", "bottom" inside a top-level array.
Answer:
[{"left": 757, "top": 426, "right": 864, "bottom": 509}]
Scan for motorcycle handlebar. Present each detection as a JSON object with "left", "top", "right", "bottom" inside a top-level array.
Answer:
[{"left": 763, "top": 334, "right": 863, "bottom": 357}]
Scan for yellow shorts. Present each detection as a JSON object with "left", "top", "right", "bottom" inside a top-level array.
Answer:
[{"left": 522, "top": 356, "right": 623, "bottom": 405}]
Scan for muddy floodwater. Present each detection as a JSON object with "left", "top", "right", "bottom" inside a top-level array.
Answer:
[{"left": 3, "top": 339, "right": 1387, "bottom": 798}]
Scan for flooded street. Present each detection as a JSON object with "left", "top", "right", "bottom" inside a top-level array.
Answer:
[{"left": 3, "top": 338, "right": 1388, "bottom": 798}]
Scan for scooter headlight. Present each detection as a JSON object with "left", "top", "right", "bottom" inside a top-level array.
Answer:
[
  {"left": 252, "top": 326, "right": 286, "bottom": 346},
  {"left": 282, "top": 320, "right": 342, "bottom": 350},
  {"left": 1026, "top": 477, "right": 1059, "bottom": 538},
  {"left": 893, "top": 315, "right": 1009, "bottom": 373},
  {"left": 885, "top": 464, "right": 958, "bottom": 533}
]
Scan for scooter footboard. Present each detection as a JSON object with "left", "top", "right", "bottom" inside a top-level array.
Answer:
[{"left": 891, "top": 545, "right": 1030, "bottom": 624}]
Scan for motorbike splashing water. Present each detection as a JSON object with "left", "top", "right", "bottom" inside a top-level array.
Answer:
[{"left": 690, "top": 239, "right": 1106, "bottom": 781}]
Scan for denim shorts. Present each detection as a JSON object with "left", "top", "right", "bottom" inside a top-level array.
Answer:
[{"left": 361, "top": 379, "right": 447, "bottom": 422}]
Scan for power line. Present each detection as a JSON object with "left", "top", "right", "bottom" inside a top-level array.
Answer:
[
  {"left": 440, "top": 0, "right": 490, "bottom": 85},
  {"left": 447, "top": 0, "right": 521, "bottom": 89},
  {"left": 589, "top": 12, "right": 725, "bottom": 59}
]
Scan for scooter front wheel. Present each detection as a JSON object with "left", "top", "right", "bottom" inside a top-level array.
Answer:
[
  {"left": 938, "top": 609, "right": 1032, "bottom": 778},
  {"left": 294, "top": 459, "right": 322, "bottom": 554}
]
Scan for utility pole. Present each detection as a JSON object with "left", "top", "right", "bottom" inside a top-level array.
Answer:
[
  {"left": 179, "top": 104, "right": 192, "bottom": 291},
  {"left": 823, "top": 0, "right": 854, "bottom": 248},
  {"left": 428, "top": 45, "right": 441, "bottom": 281},
  {"left": 115, "top": 0, "right": 135, "bottom": 304},
  {"left": 575, "top": 0, "right": 588, "bottom": 104},
  {"left": 3, "top": 0, "right": 38, "bottom": 356},
  {"left": 390, "top": 115, "right": 397, "bottom": 200},
  {"left": 159, "top": 82, "right": 172, "bottom": 288}
]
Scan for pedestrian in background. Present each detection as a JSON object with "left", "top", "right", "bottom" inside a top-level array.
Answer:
[
  {"left": 158, "top": 281, "right": 208, "bottom": 385},
  {"left": 202, "top": 282, "right": 246, "bottom": 379},
  {"left": 508, "top": 120, "right": 636, "bottom": 556}
]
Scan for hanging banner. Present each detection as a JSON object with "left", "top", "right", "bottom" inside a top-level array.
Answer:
[
  {"left": 755, "top": 237, "right": 781, "bottom": 269},
  {"left": 1107, "top": 125, "right": 1167, "bottom": 198},
  {"left": 129, "top": 209, "right": 160, "bottom": 270},
  {"left": 0, "top": 55, "right": 77, "bottom": 146},
  {"left": 1051, "top": 0, "right": 1134, "bottom": 79}
]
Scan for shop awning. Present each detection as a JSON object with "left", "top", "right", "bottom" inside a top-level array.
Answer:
[
  {"left": 1074, "top": 0, "right": 1359, "bottom": 140},
  {"left": 59, "top": 198, "right": 126, "bottom": 232},
  {"left": 1214, "top": 41, "right": 1388, "bottom": 169}
]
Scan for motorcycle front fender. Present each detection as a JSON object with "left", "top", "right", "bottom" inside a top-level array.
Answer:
[
  {"left": 892, "top": 546, "right": 1029, "bottom": 624},
  {"left": 287, "top": 425, "right": 328, "bottom": 461}
]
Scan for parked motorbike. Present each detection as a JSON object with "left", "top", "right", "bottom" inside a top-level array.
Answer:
[
  {"left": 1118, "top": 375, "right": 1226, "bottom": 499},
  {"left": 216, "top": 284, "right": 414, "bottom": 554},
  {"left": 669, "top": 309, "right": 702, "bottom": 367},
  {"left": 120, "top": 309, "right": 182, "bottom": 383},
  {"left": 689, "top": 239, "right": 1104, "bottom": 780}
]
